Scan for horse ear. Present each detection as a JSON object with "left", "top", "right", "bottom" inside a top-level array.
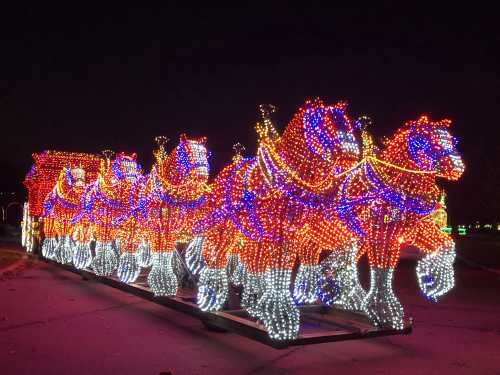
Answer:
[
  {"left": 415, "top": 115, "right": 451, "bottom": 129},
  {"left": 334, "top": 101, "right": 348, "bottom": 112},
  {"left": 437, "top": 119, "right": 452, "bottom": 128},
  {"left": 416, "top": 115, "right": 429, "bottom": 126},
  {"left": 180, "top": 133, "right": 188, "bottom": 142}
]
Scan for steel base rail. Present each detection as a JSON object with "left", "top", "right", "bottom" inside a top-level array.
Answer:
[{"left": 37, "top": 256, "right": 413, "bottom": 349}]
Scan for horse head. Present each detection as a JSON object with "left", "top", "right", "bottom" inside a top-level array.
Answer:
[
  {"left": 405, "top": 116, "right": 465, "bottom": 181},
  {"left": 69, "top": 166, "right": 86, "bottom": 188},
  {"left": 111, "top": 152, "right": 142, "bottom": 183},
  {"left": 171, "top": 134, "right": 210, "bottom": 181},
  {"left": 301, "top": 99, "right": 360, "bottom": 173}
]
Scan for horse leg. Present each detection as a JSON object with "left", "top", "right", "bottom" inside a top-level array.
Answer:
[
  {"left": 294, "top": 241, "right": 321, "bottom": 304},
  {"left": 257, "top": 243, "right": 300, "bottom": 341},
  {"left": 73, "top": 240, "right": 92, "bottom": 269},
  {"left": 55, "top": 234, "right": 74, "bottom": 264},
  {"left": 196, "top": 225, "right": 233, "bottom": 311},
  {"left": 148, "top": 251, "right": 178, "bottom": 296},
  {"left": 185, "top": 235, "right": 205, "bottom": 276},
  {"left": 72, "top": 222, "right": 93, "bottom": 269},
  {"left": 136, "top": 236, "right": 153, "bottom": 268},
  {"left": 116, "top": 220, "right": 141, "bottom": 283},
  {"left": 319, "top": 240, "right": 366, "bottom": 310},
  {"left": 145, "top": 230, "right": 178, "bottom": 296},
  {"left": 412, "top": 221, "right": 456, "bottom": 301},
  {"left": 41, "top": 236, "right": 58, "bottom": 259},
  {"left": 92, "top": 227, "right": 118, "bottom": 276},
  {"left": 240, "top": 241, "right": 266, "bottom": 318},
  {"left": 362, "top": 240, "right": 404, "bottom": 329}
]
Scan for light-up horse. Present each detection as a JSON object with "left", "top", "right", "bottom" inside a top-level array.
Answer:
[
  {"left": 84, "top": 152, "right": 143, "bottom": 276},
  {"left": 310, "top": 116, "right": 464, "bottom": 329},
  {"left": 190, "top": 100, "right": 360, "bottom": 340},
  {"left": 41, "top": 166, "right": 86, "bottom": 263},
  {"left": 133, "top": 135, "right": 210, "bottom": 296}
]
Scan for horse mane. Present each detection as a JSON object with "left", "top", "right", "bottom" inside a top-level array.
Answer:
[{"left": 266, "top": 98, "right": 359, "bottom": 190}]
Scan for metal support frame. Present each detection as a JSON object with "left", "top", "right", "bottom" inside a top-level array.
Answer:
[{"left": 38, "top": 256, "right": 412, "bottom": 349}]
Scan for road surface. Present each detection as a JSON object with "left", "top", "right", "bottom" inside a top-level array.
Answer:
[{"left": 1, "top": 241, "right": 500, "bottom": 374}]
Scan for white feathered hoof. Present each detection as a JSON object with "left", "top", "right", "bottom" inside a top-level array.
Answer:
[
  {"left": 185, "top": 236, "right": 205, "bottom": 276},
  {"left": 147, "top": 252, "right": 178, "bottom": 296},
  {"left": 54, "top": 236, "right": 74, "bottom": 264},
  {"left": 230, "top": 257, "right": 247, "bottom": 286},
  {"left": 293, "top": 264, "right": 321, "bottom": 304},
  {"left": 258, "top": 269, "right": 300, "bottom": 341},
  {"left": 136, "top": 241, "right": 153, "bottom": 268},
  {"left": 41, "top": 237, "right": 58, "bottom": 259},
  {"left": 197, "top": 267, "right": 228, "bottom": 312},
  {"left": 91, "top": 242, "right": 118, "bottom": 276},
  {"left": 72, "top": 241, "right": 92, "bottom": 269},
  {"left": 117, "top": 252, "right": 141, "bottom": 283},
  {"left": 241, "top": 272, "right": 264, "bottom": 318},
  {"left": 362, "top": 268, "right": 404, "bottom": 330}
]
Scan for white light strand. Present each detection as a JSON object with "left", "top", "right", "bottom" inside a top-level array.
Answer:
[
  {"left": 226, "top": 253, "right": 240, "bottom": 281},
  {"left": 229, "top": 255, "right": 247, "bottom": 286},
  {"left": 197, "top": 267, "right": 228, "bottom": 311},
  {"left": 241, "top": 272, "right": 265, "bottom": 317},
  {"left": 41, "top": 237, "right": 58, "bottom": 259},
  {"left": 363, "top": 267, "right": 404, "bottom": 330},
  {"left": 72, "top": 241, "right": 93, "bottom": 269},
  {"left": 416, "top": 242, "right": 456, "bottom": 301},
  {"left": 319, "top": 242, "right": 366, "bottom": 310},
  {"left": 147, "top": 252, "right": 178, "bottom": 296},
  {"left": 92, "top": 241, "right": 118, "bottom": 276},
  {"left": 54, "top": 235, "right": 74, "bottom": 264},
  {"left": 117, "top": 252, "right": 141, "bottom": 283},
  {"left": 185, "top": 236, "right": 205, "bottom": 276},
  {"left": 257, "top": 269, "right": 300, "bottom": 341},
  {"left": 293, "top": 264, "right": 321, "bottom": 304},
  {"left": 136, "top": 239, "right": 153, "bottom": 268}
]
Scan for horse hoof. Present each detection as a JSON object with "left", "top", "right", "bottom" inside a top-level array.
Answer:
[
  {"left": 363, "top": 268, "right": 404, "bottom": 329},
  {"left": 147, "top": 253, "right": 178, "bottom": 296},
  {"left": 197, "top": 268, "right": 228, "bottom": 311},
  {"left": 41, "top": 237, "right": 58, "bottom": 259},
  {"left": 117, "top": 253, "right": 141, "bottom": 283},
  {"left": 73, "top": 242, "right": 92, "bottom": 269},
  {"left": 241, "top": 272, "right": 264, "bottom": 317},
  {"left": 258, "top": 269, "right": 300, "bottom": 341},
  {"left": 293, "top": 264, "right": 320, "bottom": 304},
  {"left": 91, "top": 242, "right": 118, "bottom": 276},
  {"left": 54, "top": 236, "right": 74, "bottom": 264}
]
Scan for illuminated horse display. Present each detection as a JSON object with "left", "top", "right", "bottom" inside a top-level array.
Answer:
[
  {"left": 189, "top": 100, "right": 360, "bottom": 340},
  {"left": 83, "top": 152, "right": 143, "bottom": 276},
  {"left": 28, "top": 100, "right": 464, "bottom": 343},
  {"left": 41, "top": 166, "right": 86, "bottom": 263},
  {"left": 132, "top": 135, "right": 210, "bottom": 295},
  {"left": 298, "top": 116, "right": 464, "bottom": 329}
]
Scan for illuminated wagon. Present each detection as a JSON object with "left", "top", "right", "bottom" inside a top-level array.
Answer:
[
  {"left": 22, "top": 100, "right": 464, "bottom": 348},
  {"left": 22, "top": 151, "right": 101, "bottom": 253}
]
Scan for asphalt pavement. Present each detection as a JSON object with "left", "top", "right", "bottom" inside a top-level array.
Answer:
[{"left": 1, "top": 241, "right": 500, "bottom": 375}]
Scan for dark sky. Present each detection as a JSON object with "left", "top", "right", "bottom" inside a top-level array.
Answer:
[{"left": 1, "top": 4, "right": 499, "bottom": 224}]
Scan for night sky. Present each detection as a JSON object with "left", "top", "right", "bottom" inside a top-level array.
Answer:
[{"left": 1, "top": 4, "right": 499, "bottom": 224}]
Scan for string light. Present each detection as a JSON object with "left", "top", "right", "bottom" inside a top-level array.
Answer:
[{"left": 22, "top": 101, "right": 464, "bottom": 342}]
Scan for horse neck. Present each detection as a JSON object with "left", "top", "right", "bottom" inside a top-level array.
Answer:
[
  {"left": 377, "top": 129, "right": 437, "bottom": 196},
  {"left": 57, "top": 171, "right": 73, "bottom": 194},
  {"left": 276, "top": 121, "right": 331, "bottom": 183},
  {"left": 157, "top": 147, "right": 187, "bottom": 185},
  {"left": 98, "top": 168, "right": 126, "bottom": 200}
]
